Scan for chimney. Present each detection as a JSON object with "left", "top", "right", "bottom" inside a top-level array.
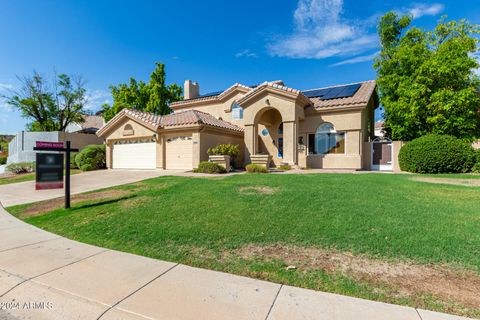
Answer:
[{"left": 184, "top": 80, "right": 199, "bottom": 100}]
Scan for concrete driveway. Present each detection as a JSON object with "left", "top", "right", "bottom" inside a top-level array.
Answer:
[{"left": 0, "top": 169, "right": 184, "bottom": 207}]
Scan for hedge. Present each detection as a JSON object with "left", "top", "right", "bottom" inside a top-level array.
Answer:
[
  {"left": 0, "top": 156, "right": 6, "bottom": 165},
  {"left": 398, "top": 134, "right": 476, "bottom": 173},
  {"left": 193, "top": 161, "right": 227, "bottom": 174},
  {"left": 246, "top": 164, "right": 269, "bottom": 173},
  {"left": 473, "top": 149, "right": 480, "bottom": 173},
  {"left": 75, "top": 144, "right": 106, "bottom": 171}
]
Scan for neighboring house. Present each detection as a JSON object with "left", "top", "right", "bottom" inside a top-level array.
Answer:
[
  {"left": 97, "top": 80, "right": 379, "bottom": 170},
  {"left": 374, "top": 121, "right": 385, "bottom": 138},
  {"left": 8, "top": 115, "right": 105, "bottom": 164},
  {"left": 7, "top": 131, "right": 104, "bottom": 165},
  {"left": 65, "top": 115, "right": 105, "bottom": 134}
]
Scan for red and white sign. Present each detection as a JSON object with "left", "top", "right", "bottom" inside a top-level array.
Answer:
[
  {"left": 36, "top": 181, "right": 64, "bottom": 190},
  {"left": 36, "top": 141, "right": 64, "bottom": 149}
]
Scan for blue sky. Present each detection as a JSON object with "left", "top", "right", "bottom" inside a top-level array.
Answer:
[{"left": 1, "top": 0, "right": 479, "bottom": 134}]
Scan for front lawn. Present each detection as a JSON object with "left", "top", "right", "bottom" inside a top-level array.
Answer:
[
  {"left": 8, "top": 173, "right": 480, "bottom": 317},
  {"left": 0, "top": 169, "right": 82, "bottom": 186}
]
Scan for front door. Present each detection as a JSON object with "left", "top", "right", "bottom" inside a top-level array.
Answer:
[{"left": 371, "top": 141, "right": 393, "bottom": 171}]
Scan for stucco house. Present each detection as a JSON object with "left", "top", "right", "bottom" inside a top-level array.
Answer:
[{"left": 97, "top": 80, "right": 379, "bottom": 170}]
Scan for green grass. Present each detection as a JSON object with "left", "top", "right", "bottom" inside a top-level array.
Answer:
[
  {"left": 8, "top": 173, "right": 480, "bottom": 317},
  {"left": 0, "top": 169, "right": 82, "bottom": 186}
]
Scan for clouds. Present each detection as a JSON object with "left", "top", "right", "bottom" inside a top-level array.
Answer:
[
  {"left": 235, "top": 49, "right": 257, "bottom": 58},
  {"left": 84, "top": 89, "right": 112, "bottom": 111},
  {"left": 330, "top": 51, "right": 380, "bottom": 67},
  {"left": 266, "top": 0, "right": 445, "bottom": 64},
  {"left": 267, "top": 0, "right": 378, "bottom": 59},
  {"left": 407, "top": 3, "right": 445, "bottom": 19}
]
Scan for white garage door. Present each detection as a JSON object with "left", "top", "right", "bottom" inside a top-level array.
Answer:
[
  {"left": 165, "top": 135, "right": 193, "bottom": 170},
  {"left": 112, "top": 140, "right": 156, "bottom": 169}
]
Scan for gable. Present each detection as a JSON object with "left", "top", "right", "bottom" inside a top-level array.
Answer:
[{"left": 100, "top": 117, "right": 157, "bottom": 140}]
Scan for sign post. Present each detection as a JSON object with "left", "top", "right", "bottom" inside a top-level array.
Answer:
[{"left": 34, "top": 141, "right": 79, "bottom": 209}]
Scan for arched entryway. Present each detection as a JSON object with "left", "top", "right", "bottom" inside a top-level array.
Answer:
[{"left": 255, "top": 108, "right": 284, "bottom": 167}]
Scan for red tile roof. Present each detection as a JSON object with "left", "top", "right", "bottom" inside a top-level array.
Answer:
[
  {"left": 81, "top": 115, "right": 105, "bottom": 130},
  {"left": 104, "top": 109, "right": 244, "bottom": 134}
]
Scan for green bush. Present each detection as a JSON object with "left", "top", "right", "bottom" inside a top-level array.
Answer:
[
  {"left": 279, "top": 164, "right": 292, "bottom": 171},
  {"left": 75, "top": 144, "right": 106, "bottom": 171},
  {"left": 207, "top": 144, "right": 240, "bottom": 158},
  {"left": 246, "top": 163, "right": 268, "bottom": 173},
  {"left": 68, "top": 152, "right": 78, "bottom": 169},
  {"left": 193, "top": 161, "right": 227, "bottom": 174},
  {"left": 398, "top": 134, "right": 476, "bottom": 173},
  {"left": 6, "top": 162, "right": 36, "bottom": 174},
  {"left": 472, "top": 149, "right": 480, "bottom": 173},
  {"left": 0, "top": 156, "right": 6, "bottom": 165}
]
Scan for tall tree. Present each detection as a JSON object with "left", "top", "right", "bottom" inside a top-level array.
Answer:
[
  {"left": 6, "top": 71, "right": 87, "bottom": 131},
  {"left": 375, "top": 12, "right": 480, "bottom": 141},
  {"left": 102, "top": 62, "right": 182, "bottom": 121}
]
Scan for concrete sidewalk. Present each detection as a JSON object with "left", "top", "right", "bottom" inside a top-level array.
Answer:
[{"left": 0, "top": 206, "right": 472, "bottom": 320}]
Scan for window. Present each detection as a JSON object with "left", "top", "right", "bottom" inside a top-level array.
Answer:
[
  {"left": 231, "top": 102, "right": 243, "bottom": 120},
  {"left": 309, "top": 123, "right": 345, "bottom": 154}
]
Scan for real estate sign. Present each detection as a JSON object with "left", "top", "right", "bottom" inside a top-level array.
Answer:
[
  {"left": 34, "top": 141, "right": 65, "bottom": 190},
  {"left": 35, "top": 153, "right": 64, "bottom": 190}
]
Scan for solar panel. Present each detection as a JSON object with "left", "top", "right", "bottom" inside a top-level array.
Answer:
[
  {"left": 198, "top": 90, "right": 223, "bottom": 98},
  {"left": 302, "top": 83, "right": 361, "bottom": 100},
  {"left": 303, "top": 88, "right": 330, "bottom": 98}
]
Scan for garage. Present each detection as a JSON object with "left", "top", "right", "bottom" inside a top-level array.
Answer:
[
  {"left": 165, "top": 135, "right": 193, "bottom": 170},
  {"left": 112, "top": 139, "right": 156, "bottom": 169}
]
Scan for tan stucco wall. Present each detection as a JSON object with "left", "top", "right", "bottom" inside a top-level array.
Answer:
[
  {"left": 241, "top": 91, "right": 305, "bottom": 166},
  {"left": 199, "top": 130, "right": 245, "bottom": 166},
  {"left": 59, "top": 132, "right": 104, "bottom": 150},
  {"left": 103, "top": 118, "right": 157, "bottom": 141},
  {"left": 299, "top": 109, "right": 365, "bottom": 169}
]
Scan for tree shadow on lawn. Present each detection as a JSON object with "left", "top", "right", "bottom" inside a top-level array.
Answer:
[{"left": 70, "top": 194, "right": 137, "bottom": 212}]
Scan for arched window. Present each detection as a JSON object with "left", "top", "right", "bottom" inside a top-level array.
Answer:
[
  {"left": 231, "top": 102, "right": 243, "bottom": 120},
  {"left": 123, "top": 124, "right": 134, "bottom": 136},
  {"left": 308, "top": 123, "right": 345, "bottom": 154}
]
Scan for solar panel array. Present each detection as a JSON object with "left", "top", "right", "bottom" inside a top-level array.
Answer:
[
  {"left": 198, "top": 90, "right": 223, "bottom": 98},
  {"left": 302, "top": 83, "right": 361, "bottom": 100}
]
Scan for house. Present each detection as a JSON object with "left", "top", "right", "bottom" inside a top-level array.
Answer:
[
  {"left": 97, "top": 80, "right": 379, "bottom": 170},
  {"left": 66, "top": 115, "right": 105, "bottom": 134},
  {"left": 374, "top": 121, "right": 385, "bottom": 138},
  {"left": 7, "top": 116, "right": 105, "bottom": 164}
]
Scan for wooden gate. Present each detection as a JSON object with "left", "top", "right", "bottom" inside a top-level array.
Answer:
[{"left": 371, "top": 139, "right": 393, "bottom": 171}]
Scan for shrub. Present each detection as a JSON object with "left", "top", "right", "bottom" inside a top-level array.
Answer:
[
  {"left": 246, "top": 163, "right": 268, "bottom": 173},
  {"left": 207, "top": 144, "right": 240, "bottom": 159},
  {"left": 398, "top": 134, "right": 476, "bottom": 173},
  {"left": 6, "top": 162, "right": 35, "bottom": 174},
  {"left": 279, "top": 164, "right": 292, "bottom": 171},
  {"left": 472, "top": 149, "right": 480, "bottom": 173},
  {"left": 69, "top": 152, "right": 78, "bottom": 169},
  {"left": 75, "top": 144, "right": 106, "bottom": 171},
  {"left": 0, "top": 156, "right": 6, "bottom": 165},
  {"left": 193, "top": 161, "right": 227, "bottom": 174}
]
